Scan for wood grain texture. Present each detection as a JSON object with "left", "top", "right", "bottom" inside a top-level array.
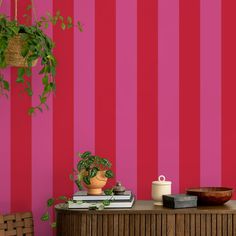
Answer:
[
  {"left": 124, "top": 214, "right": 129, "bottom": 236},
  {"left": 228, "top": 214, "right": 232, "bottom": 236},
  {"left": 91, "top": 214, "right": 97, "bottom": 236},
  {"left": 233, "top": 214, "right": 236, "bottom": 236},
  {"left": 217, "top": 214, "right": 222, "bottom": 236},
  {"left": 134, "top": 214, "right": 140, "bottom": 236},
  {"left": 156, "top": 214, "right": 162, "bottom": 236},
  {"left": 211, "top": 214, "right": 217, "bottom": 236},
  {"left": 118, "top": 214, "right": 124, "bottom": 236},
  {"left": 176, "top": 214, "right": 184, "bottom": 236},
  {"left": 151, "top": 214, "right": 156, "bottom": 236},
  {"left": 97, "top": 215, "right": 103, "bottom": 236},
  {"left": 129, "top": 214, "right": 135, "bottom": 236},
  {"left": 162, "top": 214, "right": 167, "bottom": 235},
  {"left": 113, "top": 214, "right": 118, "bottom": 236},
  {"left": 184, "top": 214, "right": 190, "bottom": 236},
  {"left": 141, "top": 214, "right": 145, "bottom": 236},
  {"left": 167, "top": 214, "right": 175, "bottom": 236},
  {"left": 196, "top": 214, "right": 201, "bottom": 236},
  {"left": 190, "top": 214, "right": 196, "bottom": 236},
  {"left": 206, "top": 214, "right": 211, "bottom": 236},
  {"left": 222, "top": 214, "right": 228, "bottom": 236},
  {"left": 102, "top": 214, "right": 108, "bottom": 236},
  {"left": 55, "top": 200, "right": 236, "bottom": 236},
  {"left": 108, "top": 214, "right": 114, "bottom": 236},
  {"left": 201, "top": 214, "right": 206, "bottom": 236}
]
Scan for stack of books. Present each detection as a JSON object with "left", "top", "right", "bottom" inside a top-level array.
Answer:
[{"left": 68, "top": 190, "right": 135, "bottom": 209}]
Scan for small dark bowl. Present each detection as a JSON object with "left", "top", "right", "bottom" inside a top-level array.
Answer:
[{"left": 186, "top": 187, "right": 233, "bottom": 205}]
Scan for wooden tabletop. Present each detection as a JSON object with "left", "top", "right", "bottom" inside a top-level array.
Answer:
[{"left": 55, "top": 200, "right": 236, "bottom": 215}]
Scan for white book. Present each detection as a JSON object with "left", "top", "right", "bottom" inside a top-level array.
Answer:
[
  {"left": 68, "top": 196, "right": 135, "bottom": 209},
  {"left": 73, "top": 190, "right": 132, "bottom": 201}
]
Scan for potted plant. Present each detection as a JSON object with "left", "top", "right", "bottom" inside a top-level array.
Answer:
[
  {"left": 41, "top": 151, "right": 114, "bottom": 228},
  {"left": 0, "top": 1, "right": 82, "bottom": 114},
  {"left": 73, "top": 151, "right": 114, "bottom": 195}
]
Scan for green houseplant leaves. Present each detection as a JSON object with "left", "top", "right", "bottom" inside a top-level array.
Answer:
[{"left": 0, "top": 8, "right": 82, "bottom": 114}]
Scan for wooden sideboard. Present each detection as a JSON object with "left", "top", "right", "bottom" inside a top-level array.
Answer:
[{"left": 55, "top": 200, "right": 236, "bottom": 236}]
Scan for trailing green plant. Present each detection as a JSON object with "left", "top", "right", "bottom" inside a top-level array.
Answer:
[
  {"left": 0, "top": 2, "right": 82, "bottom": 114},
  {"left": 41, "top": 195, "right": 69, "bottom": 228},
  {"left": 71, "top": 151, "right": 114, "bottom": 190},
  {"left": 41, "top": 189, "right": 115, "bottom": 228},
  {"left": 41, "top": 151, "right": 115, "bottom": 228}
]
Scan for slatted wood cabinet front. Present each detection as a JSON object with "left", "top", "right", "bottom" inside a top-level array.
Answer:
[{"left": 56, "top": 200, "right": 236, "bottom": 236}]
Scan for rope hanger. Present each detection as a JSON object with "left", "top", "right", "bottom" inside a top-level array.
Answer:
[{"left": 0, "top": 0, "right": 37, "bottom": 22}]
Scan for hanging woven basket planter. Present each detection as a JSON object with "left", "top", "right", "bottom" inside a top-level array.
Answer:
[
  {"left": 0, "top": 0, "right": 82, "bottom": 114},
  {"left": 5, "top": 34, "right": 38, "bottom": 67}
]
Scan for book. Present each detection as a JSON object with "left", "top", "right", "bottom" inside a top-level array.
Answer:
[
  {"left": 68, "top": 196, "right": 135, "bottom": 209},
  {"left": 73, "top": 190, "right": 132, "bottom": 201}
]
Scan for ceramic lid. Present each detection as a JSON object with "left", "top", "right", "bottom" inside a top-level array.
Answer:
[{"left": 152, "top": 175, "right": 172, "bottom": 185}]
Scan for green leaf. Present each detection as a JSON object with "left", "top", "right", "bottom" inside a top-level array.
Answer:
[
  {"left": 81, "top": 151, "right": 91, "bottom": 159},
  {"left": 83, "top": 176, "right": 91, "bottom": 185},
  {"left": 41, "top": 212, "right": 49, "bottom": 221},
  {"left": 67, "top": 16, "right": 72, "bottom": 24},
  {"left": 75, "top": 179, "right": 83, "bottom": 190},
  {"left": 51, "top": 222, "right": 57, "bottom": 228},
  {"left": 102, "top": 200, "right": 110, "bottom": 206},
  {"left": 16, "top": 77, "right": 24, "bottom": 83},
  {"left": 77, "top": 160, "right": 85, "bottom": 171},
  {"left": 28, "top": 107, "right": 35, "bottom": 115},
  {"left": 47, "top": 198, "right": 55, "bottom": 207},
  {"left": 42, "top": 75, "right": 48, "bottom": 85},
  {"left": 3, "top": 80, "right": 9, "bottom": 91},
  {"left": 58, "top": 196, "right": 68, "bottom": 201},
  {"left": 61, "top": 23, "right": 66, "bottom": 30},
  {"left": 89, "top": 167, "right": 98, "bottom": 178},
  {"left": 18, "top": 68, "right": 25, "bottom": 78},
  {"left": 89, "top": 205, "right": 99, "bottom": 210},
  {"left": 105, "top": 170, "right": 114, "bottom": 178},
  {"left": 25, "top": 68, "right": 31, "bottom": 77},
  {"left": 100, "top": 158, "right": 111, "bottom": 168},
  {"left": 44, "top": 22, "right": 49, "bottom": 29},
  {"left": 25, "top": 87, "right": 33, "bottom": 96},
  {"left": 21, "top": 46, "right": 29, "bottom": 57},
  {"left": 104, "top": 188, "right": 114, "bottom": 196}
]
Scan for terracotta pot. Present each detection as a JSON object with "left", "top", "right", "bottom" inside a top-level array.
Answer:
[{"left": 84, "top": 170, "right": 107, "bottom": 195}]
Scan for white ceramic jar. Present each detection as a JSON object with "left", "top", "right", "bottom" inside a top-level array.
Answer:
[{"left": 152, "top": 175, "right": 172, "bottom": 205}]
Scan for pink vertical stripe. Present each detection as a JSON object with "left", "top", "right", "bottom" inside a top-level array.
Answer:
[
  {"left": 0, "top": 1, "right": 10, "bottom": 214},
  {"left": 32, "top": 1, "right": 53, "bottom": 235},
  {"left": 158, "top": 0, "right": 179, "bottom": 193},
  {"left": 116, "top": 0, "right": 137, "bottom": 194},
  {"left": 200, "top": 0, "right": 221, "bottom": 186},
  {"left": 74, "top": 0, "right": 95, "bottom": 179}
]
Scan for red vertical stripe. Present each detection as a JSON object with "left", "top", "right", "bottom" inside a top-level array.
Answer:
[
  {"left": 53, "top": 1, "right": 74, "bottom": 198},
  {"left": 95, "top": 0, "right": 116, "bottom": 187},
  {"left": 222, "top": 0, "right": 236, "bottom": 198},
  {"left": 10, "top": 0, "right": 32, "bottom": 212},
  {"left": 137, "top": 0, "right": 158, "bottom": 199},
  {"left": 179, "top": 0, "right": 200, "bottom": 192}
]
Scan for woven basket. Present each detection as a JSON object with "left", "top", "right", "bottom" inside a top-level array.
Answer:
[
  {"left": 5, "top": 35, "right": 38, "bottom": 68},
  {"left": 0, "top": 212, "right": 34, "bottom": 236}
]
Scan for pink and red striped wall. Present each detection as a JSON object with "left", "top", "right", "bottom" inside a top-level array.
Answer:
[{"left": 1, "top": 0, "right": 236, "bottom": 234}]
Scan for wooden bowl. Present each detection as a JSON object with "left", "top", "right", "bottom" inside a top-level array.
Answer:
[{"left": 186, "top": 187, "right": 233, "bottom": 205}]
